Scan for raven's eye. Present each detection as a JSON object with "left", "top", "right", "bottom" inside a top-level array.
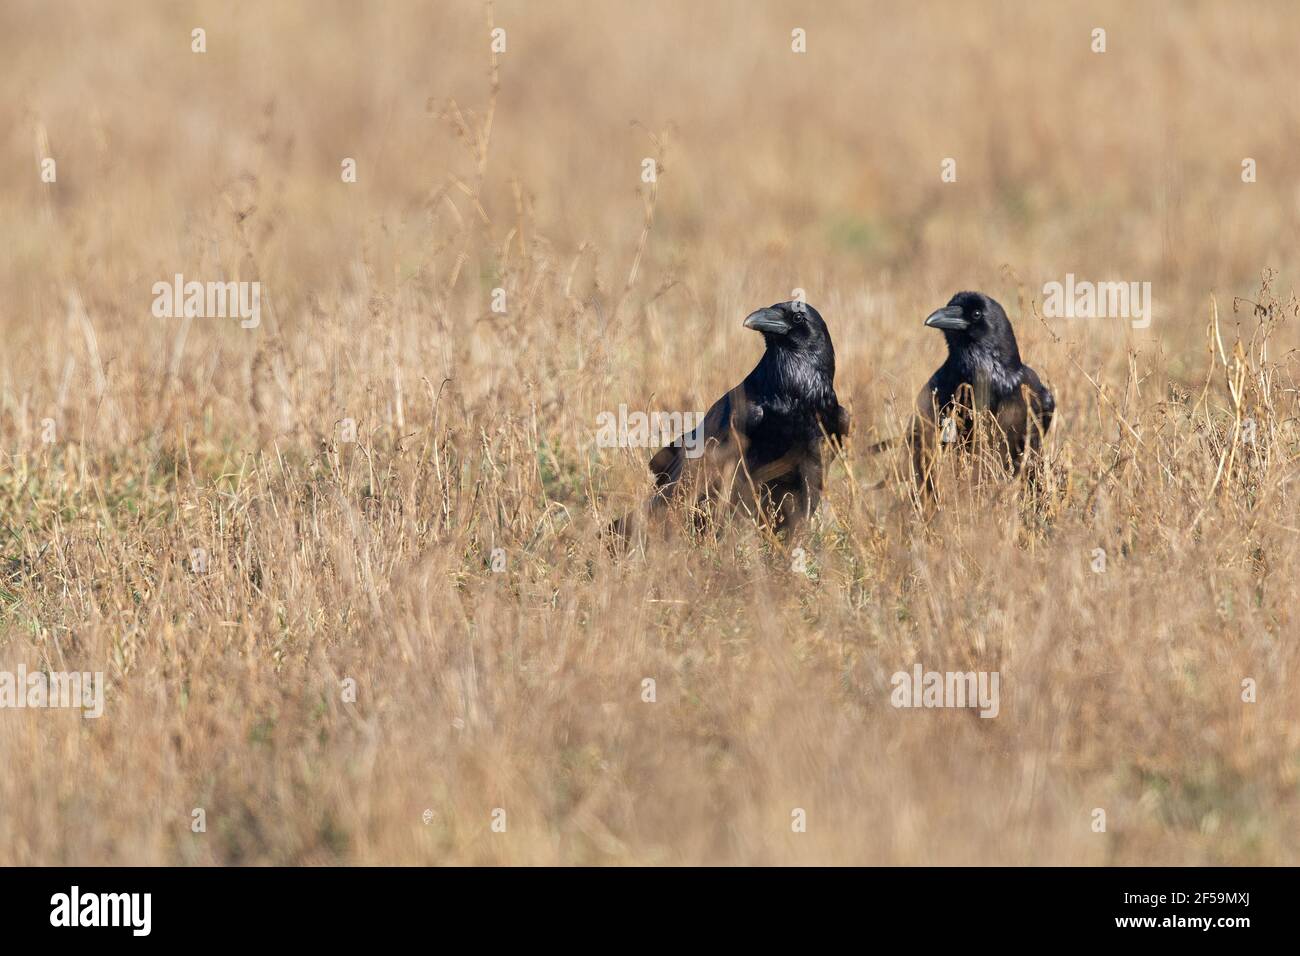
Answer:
[{"left": 971, "top": 310, "right": 983, "bottom": 320}]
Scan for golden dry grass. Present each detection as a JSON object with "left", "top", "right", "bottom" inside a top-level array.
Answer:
[{"left": 1, "top": 0, "right": 1297, "bottom": 864}]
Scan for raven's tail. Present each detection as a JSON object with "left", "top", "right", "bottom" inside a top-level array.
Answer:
[
  {"left": 604, "top": 493, "right": 665, "bottom": 554},
  {"left": 864, "top": 435, "right": 903, "bottom": 455}
]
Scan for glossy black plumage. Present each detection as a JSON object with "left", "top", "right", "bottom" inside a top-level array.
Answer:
[
  {"left": 909, "top": 291, "right": 1054, "bottom": 489},
  {"left": 615, "top": 301, "right": 848, "bottom": 541}
]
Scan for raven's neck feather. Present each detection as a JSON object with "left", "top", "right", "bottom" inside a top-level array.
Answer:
[
  {"left": 746, "top": 348, "right": 837, "bottom": 408},
  {"left": 947, "top": 340, "right": 1023, "bottom": 397}
]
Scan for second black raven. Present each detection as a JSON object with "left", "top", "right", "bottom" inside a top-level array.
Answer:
[
  {"left": 614, "top": 300, "right": 849, "bottom": 541},
  {"left": 909, "top": 291, "right": 1054, "bottom": 489}
]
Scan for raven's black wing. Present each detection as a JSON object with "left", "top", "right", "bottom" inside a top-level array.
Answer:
[
  {"left": 648, "top": 384, "right": 758, "bottom": 496},
  {"left": 1020, "top": 364, "right": 1054, "bottom": 436}
]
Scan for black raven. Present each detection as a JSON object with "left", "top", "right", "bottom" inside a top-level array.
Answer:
[
  {"left": 613, "top": 300, "right": 849, "bottom": 542},
  {"left": 909, "top": 291, "right": 1054, "bottom": 489}
]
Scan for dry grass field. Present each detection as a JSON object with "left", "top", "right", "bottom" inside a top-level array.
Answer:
[{"left": 1, "top": 0, "right": 1298, "bottom": 865}]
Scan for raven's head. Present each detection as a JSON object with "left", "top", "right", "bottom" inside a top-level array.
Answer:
[
  {"left": 923, "top": 291, "right": 1021, "bottom": 367},
  {"left": 743, "top": 301, "right": 835, "bottom": 370}
]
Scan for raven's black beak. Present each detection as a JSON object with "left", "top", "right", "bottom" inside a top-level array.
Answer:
[
  {"left": 743, "top": 307, "right": 792, "bottom": 335},
  {"left": 923, "top": 304, "right": 969, "bottom": 331}
]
